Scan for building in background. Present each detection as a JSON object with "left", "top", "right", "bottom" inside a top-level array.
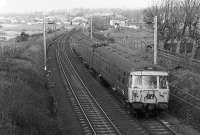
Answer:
[
  {"left": 0, "top": 30, "right": 6, "bottom": 41},
  {"left": 110, "top": 19, "right": 128, "bottom": 28}
]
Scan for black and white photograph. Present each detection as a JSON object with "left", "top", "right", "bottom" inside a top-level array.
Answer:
[{"left": 0, "top": 0, "right": 200, "bottom": 134}]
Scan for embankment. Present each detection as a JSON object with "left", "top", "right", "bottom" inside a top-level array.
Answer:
[{"left": 0, "top": 30, "right": 64, "bottom": 135}]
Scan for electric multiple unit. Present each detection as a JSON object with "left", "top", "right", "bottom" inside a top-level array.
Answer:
[{"left": 71, "top": 35, "right": 169, "bottom": 111}]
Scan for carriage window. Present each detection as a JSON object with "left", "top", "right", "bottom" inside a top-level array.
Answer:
[
  {"left": 134, "top": 76, "right": 142, "bottom": 89},
  {"left": 142, "top": 76, "right": 157, "bottom": 89},
  {"left": 159, "top": 76, "right": 168, "bottom": 89}
]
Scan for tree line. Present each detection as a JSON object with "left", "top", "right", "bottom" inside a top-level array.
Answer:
[{"left": 143, "top": 0, "right": 200, "bottom": 59}]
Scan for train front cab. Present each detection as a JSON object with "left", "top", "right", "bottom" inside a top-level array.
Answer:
[{"left": 127, "top": 71, "right": 169, "bottom": 111}]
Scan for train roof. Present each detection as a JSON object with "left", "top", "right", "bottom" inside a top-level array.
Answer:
[
  {"left": 94, "top": 42, "right": 166, "bottom": 73},
  {"left": 132, "top": 71, "right": 168, "bottom": 76}
]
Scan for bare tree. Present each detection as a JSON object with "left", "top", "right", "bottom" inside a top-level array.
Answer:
[{"left": 143, "top": 0, "right": 200, "bottom": 57}]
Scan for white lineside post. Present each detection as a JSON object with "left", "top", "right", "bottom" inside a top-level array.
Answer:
[
  {"left": 154, "top": 16, "right": 158, "bottom": 65},
  {"left": 90, "top": 16, "right": 93, "bottom": 39},
  {"left": 65, "top": 9, "right": 67, "bottom": 30},
  {"left": 43, "top": 13, "right": 47, "bottom": 71}
]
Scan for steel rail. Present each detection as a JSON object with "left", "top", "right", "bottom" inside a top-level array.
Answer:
[
  {"left": 56, "top": 39, "right": 97, "bottom": 135},
  {"left": 59, "top": 42, "right": 113, "bottom": 134},
  {"left": 56, "top": 36, "right": 122, "bottom": 135},
  {"left": 61, "top": 37, "right": 122, "bottom": 135}
]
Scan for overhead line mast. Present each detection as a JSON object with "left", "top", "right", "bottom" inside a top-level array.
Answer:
[
  {"left": 90, "top": 16, "right": 93, "bottom": 39},
  {"left": 43, "top": 13, "right": 47, "bottom": 71},
  {"left": 154, "top": 16, "right": 158, "bottom": 65}
]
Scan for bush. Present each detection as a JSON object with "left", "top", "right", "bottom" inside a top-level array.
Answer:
[
  {"left": 0, "top": 61, "right": 61, "bottom": 135},
  {"left": 9, "top": 106, "right": 61, "bottom": 135},
  {"left": 16, "top": 32, "right": 29, "bottom": 42},
  {"left": 0, "top": 31, "right": 64, "bottom": 135},
  {"left": 108, "top": 37, "right": 115, "bottom": 43}
]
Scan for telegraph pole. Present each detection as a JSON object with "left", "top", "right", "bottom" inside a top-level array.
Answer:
[
  {"left": 154, "top": 16, "right": 158, "bottom": 65},
  {"left": 43, "top": 13, "right": 47, "bottom": 71},
  {"left": 90, "top": 16, "right": 93, "bottom": 39},
  {"left": 65, "top": 9, "right": 68, "bottom": 30}
]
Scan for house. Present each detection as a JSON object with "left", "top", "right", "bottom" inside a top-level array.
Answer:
[
  {"left": 110, "top": 19, "right": 128, "bottom": 27},
  {"left": 72, "top": 17, "right": 87, "bottom": 25}
]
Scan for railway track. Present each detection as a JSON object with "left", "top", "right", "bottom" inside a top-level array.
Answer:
[
  {"left": 158, "top": 49, "right": 200, "bottom": 111},
  {"left": 139, "top": 118, "right": 179, "bottom": 135},
  {"left": 55, "top": 34, "right": 122, "bottom": 135},
  {"left": 158, "top": 49, "right": 200, "bottom": 64},
  {"left": 170, "top": 86, "right": 200, "bottom": 111}
]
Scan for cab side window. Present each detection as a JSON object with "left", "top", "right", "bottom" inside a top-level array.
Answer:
[
  {"left": 134, "top": 76, "right": 142, "bottom": 89},
  {"left": 128, "top": 75, "right": 132, "bottom": 88},
  {"left": 159, "top": 76, "right": 168, "bottom": 89}
]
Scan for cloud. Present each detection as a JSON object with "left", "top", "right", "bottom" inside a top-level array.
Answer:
[
  {"left": 0, "top": 0, "right": 151, "bottom": 14},
  {"left": 0, "top": 0, "right": 6, "bottom": 8}
]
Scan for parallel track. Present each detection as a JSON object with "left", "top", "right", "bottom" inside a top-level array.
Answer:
[
  {"left": 139, "top": 118, "right": 179, "bottom": 135},
  {"left": 55, "top": 34, "right": 122, "bottom": 135},
  {"left": 158, "top": 48, "right": 200, "bottom": 64},
  {"left": 158, "top": 49, "right": 200, "bottom": 111}
]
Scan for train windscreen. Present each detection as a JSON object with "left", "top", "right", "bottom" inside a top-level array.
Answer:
[
  {"left": 131, "top": 75, "right": 168, "bottom": 89},
  {"left": 142, "top": 76, "right": 157, "bottom": 89}
]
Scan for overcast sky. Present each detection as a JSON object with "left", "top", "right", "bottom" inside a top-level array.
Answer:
[{"left": 0, "top": 0, "right": 152, "bottom": 14}]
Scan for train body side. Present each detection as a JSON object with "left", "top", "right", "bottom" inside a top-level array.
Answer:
[{"left": 92, "top": 47, "right": 130, "bottom": 99}]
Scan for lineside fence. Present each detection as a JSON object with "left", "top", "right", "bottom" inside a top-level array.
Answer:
[
  {"left": 116, "top": 38, "right": 200, "bottom": 73},
  {"left": 158, "top": 49, "right": 200, "bottom": 73},
  {"left": 116, "top": 37, "right": 152, "bottom": 49}
]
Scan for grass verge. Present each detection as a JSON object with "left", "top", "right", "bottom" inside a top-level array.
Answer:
[{"left": 0, "top": 30, "right": 64, "bottom": 135}]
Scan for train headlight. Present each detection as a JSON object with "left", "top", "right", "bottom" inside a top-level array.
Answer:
[
  {"left": 163, "top": 91, "right": 168, "bottom": 95},
  {"left": 159, "top": 91, "right": 168, "bottom": 101},
  {"left": 159, "top": 92, "right": 164, "bottom": 98}
]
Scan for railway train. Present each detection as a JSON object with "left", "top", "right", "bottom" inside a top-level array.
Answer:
[{"left": 71, "top": 33, "right": 169, "bottom": 113}]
